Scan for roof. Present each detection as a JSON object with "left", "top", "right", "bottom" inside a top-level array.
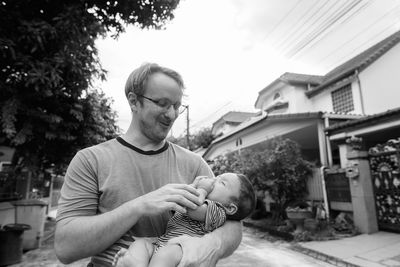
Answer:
[
  {"left": 212, "top": 112, "right": 324, "bottom": 145},
  {"left": 212, "top": 111, "right": 256, "bottom": 126},
  {"left": 307, "top": 30, "right": 400, "bottom": 97},
  {"left": 280, "top": 72, "right": 324, "bottom": 85},
  {"left": 255, "top": 72, "right": 324, "bottom": 107},
  {"left": 325, "top": 107, "right": 400, "bottom": 134},
  {"left": 204, "top": 111, "right": 363, "bottom": 159}
]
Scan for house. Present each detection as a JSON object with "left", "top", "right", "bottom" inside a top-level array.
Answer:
[
  {"left": 203, "top": 29, "right": 400, "bottom": 233},
  {"left": 211, "top": 111, "right": 256, "bottom": 136},
  {"left": 323, "top": 107, "right": 400, "bottom": 234}
]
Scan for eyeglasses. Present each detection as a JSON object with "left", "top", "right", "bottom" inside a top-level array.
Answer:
[{"left": 137, "top": 94, "right": 187, "bottom": 114}]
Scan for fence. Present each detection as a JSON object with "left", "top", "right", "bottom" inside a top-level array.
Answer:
[
  {"left": 305, "top": 168, "right": 324, "bottom": 201},
  {"left": 0, "top": 171, "right": 29, "bottom": 202}
]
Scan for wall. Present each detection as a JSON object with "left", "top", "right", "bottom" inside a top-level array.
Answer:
[
  {"left": 260, "top": 83, "right": 316, "bottom": 114},
  {"left": 205, "top": 119, "right": 317, "bottom": 160},
  {"left": 359, "top": 43, "right": 400, "bottom": 114},
  {"left": 289, "top": 85, "right": 312, "bottom": 113}
]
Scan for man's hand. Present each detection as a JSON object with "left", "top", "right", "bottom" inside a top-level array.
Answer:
[
  {"left": 168, "top": 221, "right": 242, "bottom": 267},
  {"left": 135, "top": 184, "right": 202, "bottom": 215}
]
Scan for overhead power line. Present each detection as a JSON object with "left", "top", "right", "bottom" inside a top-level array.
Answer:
[
  {"left": 314, "top": 2, "right": 400, "bottom": 68},
  {"left": 324, "top": 22, "right": 400, "bottom": 71},
  {"left": 275, "top": 0, "right": 332, "bottom": 51},
  {"left": 292, "top": 0, "right": 372, "bottom": 62},
  {"left": 285, "top": 0, "right": 363, "bottom": 58},
  {"left": 284, "top": 2, "right": 368, "bottom": 57},
  {"left": 175, "top": 101, "right": 232, "bottom": 137},
  {"left": 262, "top": 0, "right": 302, "bottom": 42}
]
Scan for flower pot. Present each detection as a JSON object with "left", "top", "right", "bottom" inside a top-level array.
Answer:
[{"left": 286, "top": 210, "right": 313, "bottom": 234}]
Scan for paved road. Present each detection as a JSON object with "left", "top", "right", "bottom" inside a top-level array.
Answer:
[
  {"left": 11, "top": 226, "right": 333, "bottom": 267},
  {"left": 217, "top": 228, "right": 334, "bottom": 267}
]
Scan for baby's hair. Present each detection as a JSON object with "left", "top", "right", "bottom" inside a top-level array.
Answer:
[{"left": 227, "top": 173, "right": 256, "bottom": 221}]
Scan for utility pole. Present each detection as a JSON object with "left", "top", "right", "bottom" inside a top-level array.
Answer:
[{"left": 185, "top": 105, "right": 190, "bottom": 149}]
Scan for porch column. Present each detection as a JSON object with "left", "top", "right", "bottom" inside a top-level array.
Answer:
[
  {"left": 346, "top": 149, "right": 378, "bottom": 234},
  {"left": 317, "top": 121, "right": 328, "bottom": 166}
]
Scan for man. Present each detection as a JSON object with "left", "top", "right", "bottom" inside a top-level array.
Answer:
[{"left": 55, "top": 63, "right": 242, "bottom": 267}]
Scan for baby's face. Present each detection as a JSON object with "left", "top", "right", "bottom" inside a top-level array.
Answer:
[{"left": 207, "top": 173, "right": 241, "bottom": 206}]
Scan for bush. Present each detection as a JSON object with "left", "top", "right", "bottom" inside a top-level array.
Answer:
[{"left": 210, "top": 138, "right": 313, "bottom": 223}]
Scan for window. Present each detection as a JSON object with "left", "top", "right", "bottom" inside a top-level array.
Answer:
[
  {"left": 273, "top": 92, "right": 281, "bottom": 100},
  {"left": 331, "top": 85, "right": 354, "bottom": 113},
  {"left": 235, "top": 138, "right": 242, "bottom": 146}
]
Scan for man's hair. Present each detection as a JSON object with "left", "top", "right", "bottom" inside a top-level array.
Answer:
[
  {"left": 227, "top": 173, "right": 256, "bottom": 221},
  {"left": 124, "top": 62, "right": 185, "bottom": 103}
]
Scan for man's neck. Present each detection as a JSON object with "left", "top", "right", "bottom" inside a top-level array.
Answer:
[{"left": 122, "top": 128, "right": 166, "bottom": 152}]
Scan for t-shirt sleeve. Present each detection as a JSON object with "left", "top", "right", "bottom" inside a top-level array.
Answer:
[
  {"left": 204, "top": 200, "right": 226, "bottom": 232},
  {"left": 56, "top": 149, "right": 99, "bottom": 222}
]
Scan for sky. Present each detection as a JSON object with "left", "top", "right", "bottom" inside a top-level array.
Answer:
[{"left": 95, "top": 0, "right": 400, "bottom": 137}]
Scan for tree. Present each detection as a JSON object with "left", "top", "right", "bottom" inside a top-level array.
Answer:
[
  {"left": 252, "top": 139, "right": 313, "bottom": 222},
  {"left": 210, "top": 138, "right": 313, "bottom": 222},
  {"left": 191, "top": 127, "right": 216, "bottom": 149},
  {"left": 0, "top": 0, "right": 180, "bottom": 175},
  {"left": 168, "top": 127, "right": 216, "bottom": 151}
]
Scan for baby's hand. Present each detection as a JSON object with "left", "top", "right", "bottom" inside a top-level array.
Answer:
[
  {"left": 197, "top": 177, "right": 215, "bottom": 193},
  {"left": 196, "top": 177, "right": 215, "bottom": 204},
  {"left": 191, "top": 176, "right": 215, "bottom": 204}
]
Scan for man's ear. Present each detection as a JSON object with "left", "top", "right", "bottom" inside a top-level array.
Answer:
[
  {"left": 225, "top": 203, "right": 238, "bottom": 215},
  {"left": 127, "top": 92, "right": 139, "bottom": 111}
]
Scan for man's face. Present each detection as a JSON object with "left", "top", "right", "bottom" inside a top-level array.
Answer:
[
  {"left": 207, "top": 173, "right": 241, "bottom": 206},
  {"left": 136, "top": 72, "right": 183, "bottom": 143}
]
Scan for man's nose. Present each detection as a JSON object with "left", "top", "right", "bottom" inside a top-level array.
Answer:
[{"left": 164, "top": 105, "right": 178, "bottom": 119}]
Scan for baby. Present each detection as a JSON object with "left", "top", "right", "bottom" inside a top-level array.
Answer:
[{"left": 113, "top": 172, "right": 256, "bottom": 267}]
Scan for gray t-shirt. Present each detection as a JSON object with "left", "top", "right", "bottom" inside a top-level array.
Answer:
[{"left": 57, "top": 137, "right": 213, "bottom": 266}]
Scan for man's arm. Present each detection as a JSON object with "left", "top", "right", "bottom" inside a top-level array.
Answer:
[
  {"left": 55, "top": 199, "right": 142, "bottom": 264},
  {"left": 55, "top": 183, "right": 202, "bottom": 264},
  {"left": 169, "top": 220, "right": 242, "bottom": 267}
]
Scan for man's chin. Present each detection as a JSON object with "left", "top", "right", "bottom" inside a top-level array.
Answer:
[{"left": 154, "top": 129, "right": 170, "bottom": 142}]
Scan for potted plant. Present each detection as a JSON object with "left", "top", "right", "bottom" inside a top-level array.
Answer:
[{"left": 285, "top": 201, "right": 313, "bottom": 233}]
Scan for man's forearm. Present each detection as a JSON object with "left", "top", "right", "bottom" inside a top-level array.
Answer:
[
  {"left": 55, "top": 199, "right": 143, "bottom": 264},
  {"left": 173, "top": 220, "right": 242, "bottom": 267},
  {"left": 210, "top": 220, "right": 242, "bottom": 258}
]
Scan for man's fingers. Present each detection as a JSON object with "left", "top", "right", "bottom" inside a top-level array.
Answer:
[
  {"left": 169, "top": 202, "right": 187, "bottom": 214},
  {"left": 170, "top": 184, "right": 199, "bottom": 196},
  {"left": 168, "top": 194, "right": 198, "bottom": 210},
  {"left": 177, "top": 189, "right": 202, "bottom": 206}
]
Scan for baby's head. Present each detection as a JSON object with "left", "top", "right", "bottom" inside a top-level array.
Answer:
[{"left": 207, "top": 173, "right": 256, "bottom": 221}]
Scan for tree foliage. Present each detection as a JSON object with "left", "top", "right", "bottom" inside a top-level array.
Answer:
[
  {"left": 168, "top": 127, "right": 216, "bottom": 151},
  {"left": 0, "top": 0, "right": 180, "bottom": 173},
  {"left": 211, "top": 138, "right": 313, "bottom": 222}
]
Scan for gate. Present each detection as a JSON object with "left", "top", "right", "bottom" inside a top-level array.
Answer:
[{"left": 369, "top": 139, "right": 400, "bottom": 233}]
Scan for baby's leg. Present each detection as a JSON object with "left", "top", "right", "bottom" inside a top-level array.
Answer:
[
  {"left": 113, "top": 239, "right": 154, "bottom": 267},
  {"left": 148, "top": 244, "right": 182, "bottom": 267}
]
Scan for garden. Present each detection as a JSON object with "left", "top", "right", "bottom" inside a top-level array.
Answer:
[{"left": 210, "top": 138, "right": 359, "bottom": 242}]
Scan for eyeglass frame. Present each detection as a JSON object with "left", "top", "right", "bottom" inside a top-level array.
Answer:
[{"left": 136, "top": 94, "right": 187, "bottom": 114}]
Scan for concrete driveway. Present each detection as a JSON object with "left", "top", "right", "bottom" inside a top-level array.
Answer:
[
  {"left": 218, "top": 227, "right": 334, "bottom": 267},
  {"left": 9, "top": 223, "right": 333, "bottom": 267}
]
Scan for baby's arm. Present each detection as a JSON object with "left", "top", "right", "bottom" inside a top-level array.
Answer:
[
  {"left": 187, "top": 203, "right": 208, "bottom": 221},
  {"left": 187, "top": 176, "right": 215, "bottom": 221},
  {"left": 193, "top": 176, "right": 215, "bottom": 203}
]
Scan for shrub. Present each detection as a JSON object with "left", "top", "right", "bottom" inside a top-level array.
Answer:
[{"left": 210, "top": 138, "right": 313, "bottom": 223}]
